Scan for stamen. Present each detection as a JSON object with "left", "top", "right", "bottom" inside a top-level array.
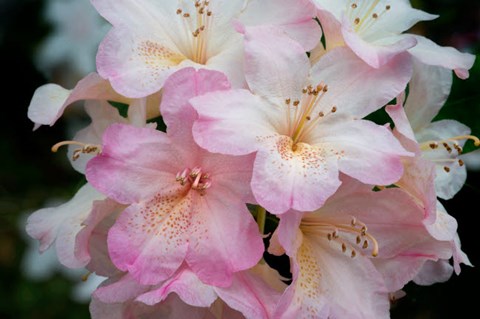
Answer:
[
  {"left": 301, "top": 216, "right": 379, "bottom": 257},
  {"left": 51, "top": 140, "right": 101, "bottom": 161},
  {"left": 175, "top": 167, "right": 212, "bottom": 194}
]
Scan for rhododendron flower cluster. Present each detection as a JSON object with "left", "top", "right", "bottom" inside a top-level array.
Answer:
[{"left": 26, "top": 0, "right": 477, "bottom": 318}]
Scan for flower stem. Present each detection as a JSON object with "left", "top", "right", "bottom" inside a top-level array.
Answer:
[{"left": 256, "top": 206, "right": 266, "bottom": 235}]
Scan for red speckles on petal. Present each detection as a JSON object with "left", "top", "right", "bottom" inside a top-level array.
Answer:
[{"left": 135, "top": 40, "right": 185, "bottom": 73}]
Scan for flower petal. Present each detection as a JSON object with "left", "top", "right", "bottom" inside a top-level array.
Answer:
[
  {"left": 404, "top": 60, "right": 453, "bottom": 131},
  {"left": 252, "top": 136, "right": 341, "bottom": 214},
  {"left": 186, "top": 193, "right": 264, "bottom": 287},
  {"left": 239, "top": 0, "right": 321, "bottom": 51},
  {"left": 408, "top": 35, "right": 476, "bottom": 79},
  {"left": 107, "top": 192, "right": 192, "bottom": 285},
  {"left": 310, "top": 47, "right": 412, "bottom": 118},
  {"left": 96, "top": 27, "right": 186, "bottom": 98},
  {"left": 242, "top": 25, "right": 310, "bottom": 104},
  {"left": 161, "top": 68, "right": 231, "bottom": 138},
  {"left": 136, "top": 265, "right": 217, "bottom": 307},
  {"left": 86, "top": 124, "right": 182, "bottom": 204},
  {"left": 27, "top": 73, "right": 128, "bottom": 129},
  {"left": 191, "top": 89, "right": 276, "bottom": 155},
  {"left": 316, "top": 119, "right": 411, "bottom": 185},
  {"left": 26, "top": 183, "right": 105, "bottom": 268}
]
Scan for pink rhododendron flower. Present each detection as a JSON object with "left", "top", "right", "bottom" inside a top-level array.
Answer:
[
  {"left": 386, "top": 61, "right": 479, "bottom": 199},
  {"left": 90, "top": 263, "right": 284, "bottom": 319},
  {"left": 92, "top": 0, "right": 321, "bottom": 97},
  {"left": 313, "top": 0, "right": 475, "bottom": 78},
  {"left": 269, "top": 176, "right": 461, "bottom": 318},
  {"left": 86, "top": 68, "right": 263, "bottom": 287},
  {"left": 190, "top": 25, "right": 412, "bottom": 214}
]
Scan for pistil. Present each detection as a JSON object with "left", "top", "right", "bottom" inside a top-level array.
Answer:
[{"left": 51, "top": 140, "right": 101, "bottom": 161}]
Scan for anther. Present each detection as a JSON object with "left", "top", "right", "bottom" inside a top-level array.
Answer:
[
  {"left": 386, "top": 5, "right": 391, "bottom": 10},
  {"left": 327, "top": 233, "right": 332, "bottom": 241},
  {"left": 183, "top": 13, "right": 190, "bottom": 18},
  {"left": 331, "top": 106, "right": 337, "bottom": 113},
  {"left": 322, "top": 85, "right": 328, "bottom": 92},
  {"left": 342, "top": 243, "right": 347, "bottom": 253},
  {"left": 458, "top": 159, "right": 464, "bottom": 166},
  {"left": 356, "top": 235, "right": 361, "bottom": 244},
  {"left": 372, "top": 13, "right": 378, "bottom": 19},
  {"left": 176, "top": 9, "right": 182, "bottom": 14},
  {"left": 293, "top": 100, "right": 300, "bottom": 106},
  {"left": 351, "top": 3, "right": 357, "bottom": 9},
  {"left": 306, "top": 116, "right": 311, "bottom": 121},
  {"left": 354, "top": 17, "right": 360, "bottom": 24},
  {"left": 318, "top": 111, "right": 324, "bottom": 117},
  {"left": 444, "top": 166, "right": 450, "bottom": 173},
  {"left": 429, "top": 142, "right": 438, "bottom": 149},
  {"left": 351, "top": 250, "right": 357, "bottom": 258},
  {"left": 285, "top": 98, "right": 291, "bottom": 105},
  {"left": 362, "top": 240, "right": 369, "bottom": 249}
]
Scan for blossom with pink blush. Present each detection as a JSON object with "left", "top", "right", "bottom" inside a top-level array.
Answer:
[
  {"left": 92, "top": 0, "right": 321, "bottom": 98},
  {"left": 91, "top": 263, "right": 283, "bottom": 319},
  {"left": 386, "top": 61, "right": 479, "bottom": 200},
  {"left": 313, "top": 0, "right": 475, "bottom": 77},
  {"left": 86, "top": 68, "right": 263, "bottom": 287},
  {"left": 190, "top": 25, "right": 412, "bottom": 215},
  {"left": 269, "top": 176, "right": 460, "bottom": 318}
]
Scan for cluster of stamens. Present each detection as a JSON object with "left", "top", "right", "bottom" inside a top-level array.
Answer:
[
  {"left": 421, "top": 135, "right": 480, "bottom": 172},
  {"left": 51, "top": 141, "right": 101, "bottom": 161},
  {"left": 347, "top": 1, "right": 391, "bottom": 34},
  {"left": 176, "top": 1, "right": 212, "bottom": 64},
  {"left": 285, "top": 83, "right": 337, "bottom": 149},
  {"left": 175, "top": 167, "right": 212, "bottom": 195},
  {"left": 301, "top": 216, "right": 379, "bottom": 258}
]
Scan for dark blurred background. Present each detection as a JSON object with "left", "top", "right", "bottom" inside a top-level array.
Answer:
[{"left": 0, "top": 0, "right": 479, "bottom": 318}]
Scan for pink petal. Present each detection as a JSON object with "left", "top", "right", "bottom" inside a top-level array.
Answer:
[
  {"left": 86, "top": 124, "right": 182, "bottom": 204},
  {"left": 242, "top": 25, "right": 310, "bottom": 103},
  {"left": 94, "top": 273, "right": 149, "bottom": 303},
  {"left": 161, "top": 68, "right": 231, "bottom": 138},
  {"left": 74, "top": 198, "right": 121, "bottom": 273},
  {"left": 214, "top": 268, "right": 283, "bottom": 319},
  {"left": 385, "top": 102, "right": 416, "bottom": 142},
  {"left": 278, "top": 238, "right": 390, "bottom": 319},
  {"left": 413, "top": 259, "right": 453, "bottom": 285},
  {"left": 191, "top": 89, "right": 276, "bottom": 155},
  {"left": 404, "top": 60, "right": 453, "bottom": 131},
  {"left": 28, "top": 73, "right": 129, "bottom": 129},
  {"left": 408, "top": 35, "right": 476, "bottom": 79},
  {"left": 239, "top": 0, "right": 322, "bottom": 51},
  {"left": 136, "top": 265, "right": 217, "bottom": 307},
  {"left": 252, "top": 136, "right": 341, "bottom": 214},
  {"left": 26, "top": 184, "right": 105, "bottom": 268},
  {"left": 107, "top": 193, "right": 192, "bottom": 285},
  {"left": 342, "top": 24, "right": 417, "bottom": 68},
  {"left": 310, "top": 47, "right": 413, "bottom": 118},
  {"left": 318, "top": 119, "right": 411, "bottom": 186},
  {"left": 68, "top": 100, "right": 128, "bottom": 174},
  {"left": 96, "top": 27, "right": 185, "bottom": 98},
  {"left": 186, "top": 193, "right": 264, "bottom": 287}
]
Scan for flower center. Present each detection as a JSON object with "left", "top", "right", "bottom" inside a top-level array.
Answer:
[
  {"left": 176, "top": 1, "right": 213, "bottom": 64},
  {"left": 51, "top": 140, "right": 102, "bottom": 161},
  {"left": 347, "top": 0, "right": 391, "bottom": 35},
  {"left": 284, "top": 83, "right": 337, "bottom": 151},
  {"left": 419, "top": 135, "right": 480, "bottom": 172},
  {"left": 175, "top": 167, "right": 212, "bottom": 195},
  {"left": 300, "top": 215, "right": 379, "bottom": 258}
]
